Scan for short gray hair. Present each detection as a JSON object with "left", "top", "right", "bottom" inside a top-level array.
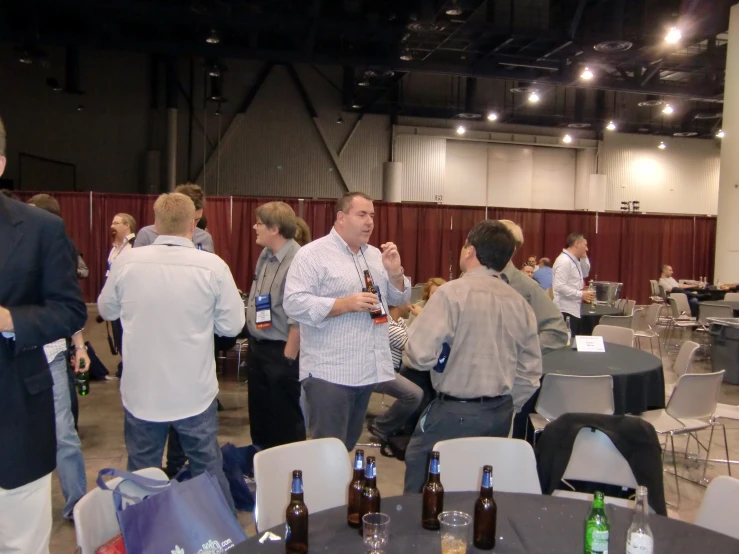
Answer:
[
  {"left": 154, "top": 193, "right": 195, "bottom": 235},
  {"left": 498, "top": 219, "right": 524, "bottom": 250}
]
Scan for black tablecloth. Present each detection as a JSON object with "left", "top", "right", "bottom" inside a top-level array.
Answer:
[
  {"left": 701, "top": 300, "right": 739, "bottom": 316},
  {"left": 579, "top": 305, "right": 623, "bottom": 335},
  {"left": 233, "top": 492, "right": 739, "bottom": 553},
  {"left": 542, "top": 343, "right": 665, "bottom": 414}
]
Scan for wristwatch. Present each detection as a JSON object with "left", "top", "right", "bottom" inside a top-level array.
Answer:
[
  {"left": 73, "top": 345, "right": 88, "bottom": 352},
  {"left": 388, "top": 266, "right": 405, "bottom": 279}
]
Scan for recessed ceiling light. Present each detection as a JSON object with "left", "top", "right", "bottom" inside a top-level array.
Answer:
[
  {"left": 658, "top": 141, "right": 666, "bottom": 149},
  {"left": 716, "top": 130, "right": 725, "bottom": 138},
  {"left": 206, "top": 29, "right": 220, "bottom": 45},
  {"left": 606, "top": 121, "right": 616, "bottom": 131},
  {"left": 445, "top": 0, "right": 463, "bottom": 16},
  {"left": 580, "top": 67, "right": 594, "bottom": 80},
  {"left": 399, "top": 49, "right": 412, "bottom": 61},
  {"left": 562, "top": 134, "right": 573, "bottom": 143},
  {"left": 487, "top": 112, "right": 498, "bottom": 121},
  {"left": 662, "top": 104, "right": 674, "bottom": 115},
  {"left": 665, "top": 27, "right": 682, "bottom": 44},
  {"left": 456, "top": 125, "right": 466, "bottom": 135},
  {"left": 352, "top": 104, "right": 361, "bottom": 109},
  {"left": 528, "top": 91, "right": 540, "bottom": 103},
  {"left": 358, "top": 80, "right": 370, "bottom": 87}
]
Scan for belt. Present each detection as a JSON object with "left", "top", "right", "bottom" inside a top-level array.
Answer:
[
  {"left": 437, "top": 392, "right": 505, "bottom": 403},
  {"left": 250, "top": 337, "right": 286, "bottom": 345}
]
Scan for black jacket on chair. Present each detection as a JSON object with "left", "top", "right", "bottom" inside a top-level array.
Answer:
[
  {"left": 535, "top": 413, "right": 668, "bottom": 516},
  {"left": 0, "top": 194, "right": 87, "bottom": 489}
]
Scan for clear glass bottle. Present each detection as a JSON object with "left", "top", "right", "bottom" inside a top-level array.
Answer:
[
  {"left": 626, "top": 486, "right": 653, "bottom": 554},
  {"left": 565, "top": 316, "right": 572, "bottom": 346}
]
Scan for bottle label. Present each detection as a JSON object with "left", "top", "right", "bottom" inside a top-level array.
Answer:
[
  {"left": 429, "top": 459, "right": 440, "bottom": 475},
  {"left": 590, "top": 530, "right": 609, "bottom": 553},
  {"left": 626, "top": 533, "right": 653, "bottom": 553},
  {"left": 481, "top": 472, "right": 492, "bottom": 489},
  {"left": 365, "top": 463, "right": 376, "bottom": 479},
  {"left": 354, "top": 455, "right": 364, "bottom": 471},
  {"left": 291, "top": 477, "right": 303, "bottom": 495},
  {"left": 285, "top": 522, "right": 291, "bottom": 541}
]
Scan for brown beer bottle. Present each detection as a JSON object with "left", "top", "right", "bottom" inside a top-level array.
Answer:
[
  {"left": 363, "top": 270, "right": 386, "bottom": 320},
  {"left": 473, "top": 465, "right": 497, "bottom": 550},
  {"left": 285, "top": 470, "right": 309, "bottom": 554},
  {"left": 347, "top": 449, "right": 365, "bottom": 528},
  {"left": 358, "top": 456, "right": 381, "bottom": 535},
  {"left": 422, "top": 451, "right": 444, "bottom": 530}
]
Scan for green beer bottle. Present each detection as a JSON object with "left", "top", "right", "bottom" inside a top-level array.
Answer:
[
  {"left": 77, "top": 358, "right": 90, "bottom": 396},
  {"left": 584, "top": 491, "right": 609, "bottom": 554}
]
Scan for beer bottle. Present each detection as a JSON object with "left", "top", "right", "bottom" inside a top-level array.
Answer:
[
  {"left": 77, "top": 357, "right": 90, "bottom": 396},
  {"left": 347, "top": 449, "right": 365, "bottom": 528},
  {"left": 584, "top": 491, "right": 610, "bottom": 554},
  {"left": 626, "top": 486, "right": 653, "bottom": 554},
  {"left": 422, "top": 451, "right": 444, "bottom": 530},
  {"left": 473, "top": 465, "right": 497, "bottom": 550},
  {"left": 285, "top": 470, "right": 308, "bottom": 554},
  {"left": 363, "top": 270, "right": 385, "bottom": 320},
  {"left": 358, "top": 456, "right": 381, "bottom": 536}
]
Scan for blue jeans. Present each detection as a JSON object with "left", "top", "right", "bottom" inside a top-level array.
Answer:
[
  {"left": 49, "top": 351, "right": 87, "bottom": 520},
  {"left": 124, "top": 399, "right": 235, "bottom": 512}
]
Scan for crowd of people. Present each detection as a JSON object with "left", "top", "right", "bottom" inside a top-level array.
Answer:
[{"left": 0, "top": 109, "right": 636, "bottom": 553}]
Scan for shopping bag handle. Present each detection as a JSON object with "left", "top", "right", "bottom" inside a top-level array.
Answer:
[{"left": 97, "top": 467, "right": 172, "bottom": 508}]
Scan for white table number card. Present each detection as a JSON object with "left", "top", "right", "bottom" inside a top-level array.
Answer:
[{"left": 575, "top": 336, "right": 606, "bottom": 352}]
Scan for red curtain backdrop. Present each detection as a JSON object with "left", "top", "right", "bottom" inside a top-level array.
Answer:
[{"left": 7, "top": 191, "right": 718, "bottom": 304}]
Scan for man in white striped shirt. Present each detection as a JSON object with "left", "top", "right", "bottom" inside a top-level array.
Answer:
[{"left": 284, "top": 192, "right": 411, "bottom": 451}]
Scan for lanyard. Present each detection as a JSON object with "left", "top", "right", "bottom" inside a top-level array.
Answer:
[
  {"left": 257, "top": 254, "right": 284, "bottom": 297},
  {"left": 562, "top": 250, "right": 583, "bottom": 282}
]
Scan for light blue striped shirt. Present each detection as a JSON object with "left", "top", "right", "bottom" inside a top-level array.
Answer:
[{"left": 284, "top": 228, "right": 411, "bottom": 386}]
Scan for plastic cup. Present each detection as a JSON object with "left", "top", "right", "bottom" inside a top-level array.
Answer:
[
  {"left": 438, "top": 511, "right": 471, "bottom": 554},
  {"left": 362, "top": 513, "right": 390, "bottom": 554}
]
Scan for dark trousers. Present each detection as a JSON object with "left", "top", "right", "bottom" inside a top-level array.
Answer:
[
  {"left": 403, "top": 395, "right": 514, "bottom": 493},
  {"left": 398, "top": 367, "right": 435, "bottom": 435},
  {"left": 302, "top": 376, "right": 374, "bottom": 451},
  {"left": 247, "top": 339, "right": 305, "bottom": 449},
  {"left": 111, "top": 319, "right": 123, "bottom": 376}
]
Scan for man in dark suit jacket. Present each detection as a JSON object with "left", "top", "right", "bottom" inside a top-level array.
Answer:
[{"left": 0, "top": 117, "right": 87, "bottom": 553}]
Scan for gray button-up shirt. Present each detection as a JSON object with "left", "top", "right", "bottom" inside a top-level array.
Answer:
[
  {"left": 502, "top": 262, "right": 569, "bottom": 355},
  {"left": 246, "top": 239, "right": 300, "bottom": 341},
  {"left": 405, "top": 266, "right": 542, "bottom": 411},
  {"left": 284, "top": 228, "right": 411, "bottom": 386},
  {"left": 135, "top": 225, "right": 214, "bottom": 253}
]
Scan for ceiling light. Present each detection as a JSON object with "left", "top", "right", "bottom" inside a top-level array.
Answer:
[
  {"left": 716, "top": 130, "right": 725, "bottom": 138},
  {"left": 336, "top": 114, "right": 344, "bottom": 124},
  {"left": 487, "top": 112, "right": 498, "bottom": 121},
  {"left": 358, "top": 80, "right": 370, "bottom": 87},
  {"left": 400, "top": 49, "right": 413, "bottom": 61},
  {"left": 606, "top": 121, "right": 617, "bottom": 131},
  {"left": 562, "top": 134, "right": 572, "bottom": 144},
  {"left": 580, "top": 67, "right": 594, "bottom": 80},
  {"left": 665, "top": 27, "right": 682, "bottom": 44},
  {"left": 77, "top": 104, "right": 84, "bottom": 112},
  {"left": 445, "top": 1, "right": 463, "bottom": 16},
  {"left": 658, "top": 141, "right": 666, "bottom": 149},
  {"left": 456, "top": 125, "right": 466, "bottom": 135},
  {"left": 528, "top": 91, "right": 540, "bottom": 103},
  {"left": 18, "top": 52, "right": 33, "bottom": 64},
  {"left": 46, "top": 78, "right": 62, "bottom": 92},
  {"left": 662, "top": 104, "right": 674, "bottom": 115},
  {"left": 208, "top": 66, "right": 221, "bottom": 77},
  {"left": 352, "top": 104, "right": 361, "bottom": 109},
  {"left": 206, "top": 29, "right": 220, "bottom": 44}
]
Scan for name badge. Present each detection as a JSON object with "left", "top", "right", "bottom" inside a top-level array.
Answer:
[{"left": 255, "top": 294, "right": 272, "bottom": 329}]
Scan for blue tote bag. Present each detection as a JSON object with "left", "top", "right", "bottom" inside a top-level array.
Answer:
[{"left": 97, "top": 468, "right": 247, "bottom": 553}]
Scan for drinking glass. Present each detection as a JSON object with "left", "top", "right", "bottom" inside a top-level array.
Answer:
[
  {"left": 438, "top": 511, "right": 471, "bottom": 554},
  {"left": 362, "top": 513, "right": 390, "bottom": 554}
]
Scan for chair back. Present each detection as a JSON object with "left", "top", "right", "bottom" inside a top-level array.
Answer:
[
  {"left": 598, "top": 315, "right": 633, "bottom": 329},
  {"left": 253, "top": 438, "right": 352, "bottom": 531},
  {"left": 432, "top": 437, "right": 541, "bottom": 494},
  {"left": 724, "top": 292, "right": 739, "bottom": 302},
  {"left": 666, "top": 371, "right": 725, "bottom": 421},
  {"left": 74, "top": 467, "right": 169, "bottom": 554},
  {"left": 614, "top": 299, "right": 626, "bottom": 313},
  {"left": 649, "top": 280, "right": 660, "bottom": 296},
  {"left": 644, "top": 303, "right": 662, "bottom": 328},
  {"left": 535, "top": 374, "right": 615, "bottom": 421},
  {"left": 623, "top": 299, "right": 636, "bottom": 316},
  {"left": 592, "top": 325, "right": 635, "bottom": 347},
  {"left": 694, "top": 475, "right": 739, "bottom": 539},
  {"left": 670, "top": 293, "right": 692, "bottom": 317},
  {"left": 561, "top": 428, "right": 639, "bottom": 489},
  {"left": 672, "top": 340, "right": 700, "bottom": 377},
  {"left": 699, "top": 303, "right": 734, "bottom": 325}
]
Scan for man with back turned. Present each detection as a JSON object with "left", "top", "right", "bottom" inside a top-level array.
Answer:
[{"left": 402, "top": 220, "right": 542, "bottom": 492}]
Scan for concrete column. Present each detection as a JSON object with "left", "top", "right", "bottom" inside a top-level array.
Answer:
[
  {"left": 383, "top": 161, "right": 403, "bottom": 202},
  {"left": 715, "top": 4, "right": 739, "bottom": 283}
]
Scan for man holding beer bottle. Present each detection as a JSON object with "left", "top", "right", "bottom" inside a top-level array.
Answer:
[
  {"left": 402, "top": 220, "right": 542, "bottom": 492},
  {"left": 284, "top": 192, "right": 411, "bottom": 451}
]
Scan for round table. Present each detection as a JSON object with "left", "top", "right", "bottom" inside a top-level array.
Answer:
[
  {"left": 579, "top": 304, "right": 623, "bottom": 335},
  {"left": 542, "top": 343, "right": 665, "bottom": 414},
  {"left": 700, "top": 300, "right": 739, "bottom": 317},
  {"left": 232, "top": 492, "right": 739, "bottom": 553}
]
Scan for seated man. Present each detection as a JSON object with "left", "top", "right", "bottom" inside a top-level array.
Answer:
[
  {"left": 659, "top": 264, "right": 702, "bottom": 317},
  {"left": 533, "top": 258, "right": 553, "bottom": 290},
  {"left": 368, "top": 305, "right": 423, "bottom": 442}
]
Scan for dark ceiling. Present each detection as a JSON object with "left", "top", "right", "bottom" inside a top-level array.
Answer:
[{"left": 1, "top": 0, "right": 733, "bottom": 137}]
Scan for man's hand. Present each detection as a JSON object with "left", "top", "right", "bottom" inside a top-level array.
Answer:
[
  {"left": 582, "top": 291, "right": 595, "bottom": 303},
  {"left": 380, "top": 242, "right": 402, "bottom": 275},
  {"left": 0, "top": 306, "right": 13, "bottom": 333},
  {"left": 334, "top": 292, "right": 379, "bottom": 315},
  {"left": 71, "top": 349, "right": 91, "bottom": 374}
]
